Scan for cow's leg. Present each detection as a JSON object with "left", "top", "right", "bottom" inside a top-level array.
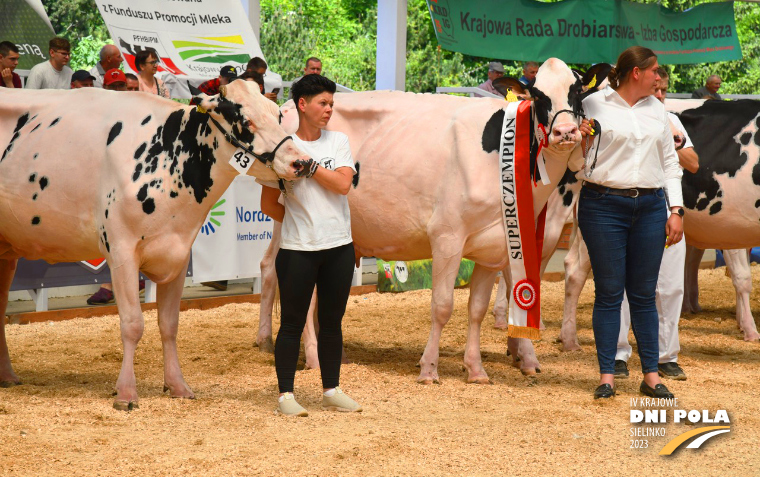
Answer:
[
  {"left": 302, "top": 289, "right": 320, "bottom": 369},
  {"left": 682, "top": 245, "right": 704, "bottom": 314},
  {"left": 723, "top": 249, "right": 759, "bottom": 341},
  {"left": 0, "top": 259, "right": 20, "bottom": 386},
  {"left": 506, "top": 336, "right": 541, "bottom": 376},
  {"left": 418, "top": 239, "right": 463, "bottom": 385},
  {"left": 558, "top": 228, "right": 591, "bottom": 351},
  {"left": 256, "top": 221, "right": 281, "bottom": 353},
  {"left": 464, "top": 264, "right": 498, "bottom": 383},
  {"left": 111, "top": 261, "right": 144, "bottom": 411},
  {"left": 157, "top": 259, "right": 194, "bottom": 399},
  {"left": 492, "top": 276, "right": 508, "bottom": 329}
]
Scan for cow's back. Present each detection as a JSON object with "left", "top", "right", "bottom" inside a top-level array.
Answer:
[
  {"left": 0, "top": 88, "right": 180, "bottom": 260},
  {"left": 677, "top": 100, "right": 760, "bottom": 249},
  {"left": 325, "top": 91, "right": 509, "bottom": 262}
]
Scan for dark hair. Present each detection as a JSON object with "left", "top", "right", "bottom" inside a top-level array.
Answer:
[
  {"left": 246, "top": 57, "right": 267, "bottom": 72},
  {"left": 292, "top": 74, "right": 336, "bottom": 107},
  {"left": 305, "top": 56, "right": 321, "bottom": 66},
  {"left": 0, "top": 41, "right": 19, "bottom": 56},
  {"left": 607, "top": 46, "right": 657, "bottom": 89},
  {"left": 656, "top": 66, "right": 669, "bottom": 80},
  {"left": 125, "top": 73, "right": 137, "bottom": 81},
  {"left": 240, "top": 69, "right": 265, "bottom": 90},
  {"left": 49, "top": 37, "right": 70, "bottom": 52},
  {"left": 135, "top": 48, "right": 158, "bottom": 71}
]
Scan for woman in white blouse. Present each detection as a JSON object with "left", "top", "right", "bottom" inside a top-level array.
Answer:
[{"left": 578, "top": 46, "right": 683, "bottom": 400}]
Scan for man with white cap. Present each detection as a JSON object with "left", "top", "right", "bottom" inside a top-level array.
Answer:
[{"left": 475, "top": 61, "right": 504, "bottom": 97}]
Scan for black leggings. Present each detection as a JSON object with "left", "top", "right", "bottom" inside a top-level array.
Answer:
[{"left": 274, "top": 242, "right": 355, "bottom": 393}]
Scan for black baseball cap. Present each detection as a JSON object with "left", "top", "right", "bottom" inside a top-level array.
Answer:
[
  {"left": 71, "top": 70, "right": 96, "bottom": 82},
  {"left": 220, "top": 65, "right": 238, "bottom": 80}
]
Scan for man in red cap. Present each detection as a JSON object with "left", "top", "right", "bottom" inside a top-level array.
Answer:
[{"left": 103, "top": 68, "right": 127, "bottom": 91}]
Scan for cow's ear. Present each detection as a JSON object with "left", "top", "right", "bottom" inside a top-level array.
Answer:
[
  {"left": 583, "top": 63, "right": 612, "bottom": 90},
  {"left": 492, "top": 77, "right": 529, "bottom": 99},
  {"left": 192, "top": 91, "right": 221, "bottom": 113}
]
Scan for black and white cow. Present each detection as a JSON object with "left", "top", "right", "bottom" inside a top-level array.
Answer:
[
  {"left": 0, "top": 81, "right": 309, "bottom": 409},
  {"left": 559, "top": 99, "right": 760, "bottom": 348}
]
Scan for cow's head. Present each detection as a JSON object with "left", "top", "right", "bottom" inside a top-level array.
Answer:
[
  {"left": 191, "top": 80, "right": 309, "bottom": 181},
  {"left": 499, "top": 59, "right": 610, "bottom": 171}
]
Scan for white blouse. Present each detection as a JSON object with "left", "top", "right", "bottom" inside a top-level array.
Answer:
[{"left": 582, "top": 86, "right": 683, "bottom": 208}]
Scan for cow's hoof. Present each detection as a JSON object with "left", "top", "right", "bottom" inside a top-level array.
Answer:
[
  {"left": 303, "top": 362, "right": 320, "bottom": 371},
  {"left": 256, "top": 337, "right": 275, "bottom": 354},
  {"left": 743, "top": 333, "right": 760, "bottom": 342},
  {"left": 417, "top": 376, "right": 440, "bottom": 385},
  {"left": 113, "top": 399, "right": 139, "bottom": 411},
  {"left": 163, "top": 384, "right": 195, "bottom": 399},
  {"left": 520, "top": 368, "right": 538, "bottom": 377},
  {"left": 0, "top": 379, "right": 21, "bottom": 388},
  {"left": 562, "top": 342, "right": 582, "bottom": 352},
  {"left": 467, "top": 375, "right": 492, "bottom": 385},
  {"left": 493, "top": 321, "right": 508, "bottom": 330}
]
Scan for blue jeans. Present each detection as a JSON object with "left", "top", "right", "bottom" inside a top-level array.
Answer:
[{"left": 578, "top": 186, "right": 667, "bottom": 375}]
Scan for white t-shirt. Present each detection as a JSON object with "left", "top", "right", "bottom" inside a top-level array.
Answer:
[
  {"left": 278, "top": 130, "right": 356, "bottom": 251},
  {"left": 25, "top": 61, "right": 72, "bottom": 90}
]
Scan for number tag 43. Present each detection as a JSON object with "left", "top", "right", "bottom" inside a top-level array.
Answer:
[{"left": 229, "top": 148, "right": 256, "bottom": 175}]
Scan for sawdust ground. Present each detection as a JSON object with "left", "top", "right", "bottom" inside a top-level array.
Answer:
[{"left": 1, "top": 266, "right": 759, "bottom": 476}]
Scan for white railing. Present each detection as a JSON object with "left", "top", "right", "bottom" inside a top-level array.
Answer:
[
  {"left": 667, "top": 93, "right": 760, "bottom": 100},
  {"left": 435, "top": 87, "right": 502, "bottom": 98},
  {"left": 282, "top": 80, "right": 355, "bottom": 94}
]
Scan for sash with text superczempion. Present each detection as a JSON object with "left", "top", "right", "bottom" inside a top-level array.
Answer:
[{"left": 499, "top": 101, "right": 546, "bottom": 340}]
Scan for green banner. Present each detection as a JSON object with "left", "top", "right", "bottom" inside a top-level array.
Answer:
[
  {"left": 0, "top": 0, "right": 55, "bottom": 73},
  {"left": 427, "top": 0, "right": 741, "bottom": 65},
  {"left": 377, "top": 259, "right": 474, "bottom": 293}
]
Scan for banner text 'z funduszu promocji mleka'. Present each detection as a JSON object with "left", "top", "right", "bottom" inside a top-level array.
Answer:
[{"left": 427, "top": 0, "right": 741, "bottom": 64}]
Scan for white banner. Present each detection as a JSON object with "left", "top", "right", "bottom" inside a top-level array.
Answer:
[
  {"left": 191, "top": 176, "right": 274, "bottom": 283},
  {"left": 93, "top": 0, "right": 267, "bottom": 96}
]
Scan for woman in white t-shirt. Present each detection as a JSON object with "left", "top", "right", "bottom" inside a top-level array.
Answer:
[{"left": 261, "top": 74, "right": 360, "bottom": 417}]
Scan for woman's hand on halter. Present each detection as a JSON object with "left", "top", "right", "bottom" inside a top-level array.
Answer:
[{"left": 579, "top": 118, "right": 595, "bottom": 155}]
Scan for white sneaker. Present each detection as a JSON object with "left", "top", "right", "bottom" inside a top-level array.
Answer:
[
  {"left": 322, "top": 387, "right": 362, "bottom": 412},
  {"left": 276, "top": 393, "right": 308, "bottom": 417}
]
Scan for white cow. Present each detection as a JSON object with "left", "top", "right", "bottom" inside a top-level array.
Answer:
[
  {"left": 0, "top": 81, "right": 308, "bottom": 409},
  {"left": 256, "top": 59, "right": 609, "bottom": 382}
]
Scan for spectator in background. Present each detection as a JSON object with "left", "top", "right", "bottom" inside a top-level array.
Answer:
[
  {"left": 103, "top": 68, "right": 127, "bottom": 91},
  {"left": 691, "top": 75, "right": 722, "bottom": 100},
  {"left": 0, "top": 41, "right": 21, "bottom": 89},
  {"left": 89, "top": 44, "right": 122, "bottom": 88},
  {"left": 475, "top": 61, "right": 504, "bottom": 97},
  {"left": 246, "top": 57, "right": 278, "bottom": 102},
  {"left": 241, "top": 69, "right": 265, "bottom": 94},
  {"left": 25, "top": 37, "right": 73, "bottom": 89},
  {"left": 70, "top": 70, "right": 95, "bottom": 89},
  {"left": 195, "top": 65, "right": 238, "bottom": 99},
  {"left": 288, "top": 57, "right": 322, "bottom": 100},
  {"left": 125, "top": 73, "right": 139, "bottom": 92},
  {"left": 135, "top": 49, "right": 169, "bottom": 98},
  {"left": 519, "top": 61, "right": 539, "bottom": 87}
]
